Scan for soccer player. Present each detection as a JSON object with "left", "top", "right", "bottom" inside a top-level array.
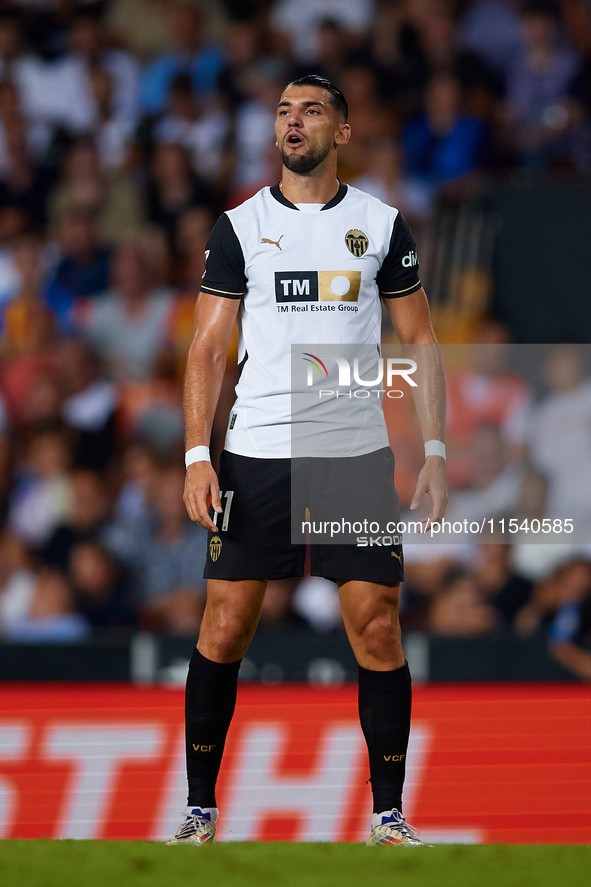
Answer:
[{"left": 169, "top": 75, "right": 447, "bottom": 847}]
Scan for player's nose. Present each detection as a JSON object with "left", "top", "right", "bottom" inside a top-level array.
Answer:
[{"left": 286, "top": 108, "right": 302, "bottom": 126}]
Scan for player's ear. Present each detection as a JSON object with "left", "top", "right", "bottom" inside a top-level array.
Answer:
[{"left": 335, "top": 124, "right": 351, "bottom": 146}]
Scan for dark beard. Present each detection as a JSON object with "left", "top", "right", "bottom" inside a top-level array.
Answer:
[{"left": 280, "top": 143, "right": 330, "bottom": 174}]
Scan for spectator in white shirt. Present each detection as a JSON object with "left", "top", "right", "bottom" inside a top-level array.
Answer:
[
  {"left": 526, "top": 345, "right": 591, "bottom": 534},
  {"left": 56, "top": 11, "right": 139, "bottom": 127},
  {"left": 81, "top": 239, "right": 173, "bottom": 382},
  {"left": 270, "top": 0, "right": 375, "bottom": 64},
  {"left": 88, "top": 66, "right": 136, "bottom": 171},
  {"left": 8, "top": 428, "right": 73, "bottom": 548}
]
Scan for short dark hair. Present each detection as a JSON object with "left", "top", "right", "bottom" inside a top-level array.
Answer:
[{"left": 285, "top": 75, "right": 348, "bottom": 123}]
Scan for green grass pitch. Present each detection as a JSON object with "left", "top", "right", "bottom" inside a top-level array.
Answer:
[{"left": 1, "top": 842, "right": 589, "bottom": 887}]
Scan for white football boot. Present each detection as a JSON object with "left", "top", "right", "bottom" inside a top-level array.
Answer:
[
  {"left": 167, "top": 807, "right": 217, "bottom": 845},
  {"left": 366, "top": 808, "right": 422, "bottom": 846}
]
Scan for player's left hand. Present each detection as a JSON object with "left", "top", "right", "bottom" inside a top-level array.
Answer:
[{"left": 409, "top": 456, "right": 448, "bottom": 532}]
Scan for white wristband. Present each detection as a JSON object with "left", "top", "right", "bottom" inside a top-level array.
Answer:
[
  {"left": 424, "top": 440, "right": 446, "bottom": 460},
  {"left": 185, "top": 446, "right": 211, "bottom": 468}
]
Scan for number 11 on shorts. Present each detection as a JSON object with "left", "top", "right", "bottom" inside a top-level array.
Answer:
[{"left": 213, "top": 490, "right": 234, "bottom": 531}]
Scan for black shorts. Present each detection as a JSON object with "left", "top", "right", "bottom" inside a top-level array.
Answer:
[{"left": 204, "top": 447, "right": 403, "bottom": 584}]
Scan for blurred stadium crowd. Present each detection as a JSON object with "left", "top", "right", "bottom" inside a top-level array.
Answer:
[{"left": 0, "top": 0, "right": 590, "bottom": 673}]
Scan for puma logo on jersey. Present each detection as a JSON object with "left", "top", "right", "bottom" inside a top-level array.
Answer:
[
  {"left": 262, "top": 235, "right": 284, "bottom": 251},
  {"left": 391, "top": 551, "right": 402, "bottom": 563},
  {"left": 402, "top": 250, "right": 418, "bottom": 267}
]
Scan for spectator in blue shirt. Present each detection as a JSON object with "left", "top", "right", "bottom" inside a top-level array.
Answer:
[
  {"left": 402, "top": 71, "right": 487, "bottom": 188},
  {"left": 48, "top": 207, "right": 111, "bottom": 304},
  {"left": 504, "top": 1, "right": 581, "bottom": 169},
  {"left": 107, "top": 465, "right": 207, "bottom": 635},
  {"left": 548, "top": 559, "right": 591, "bottom": 680},
  {"left": 138, "top": 5, "right": 223, "bottom": 116},
  {"left": 4, "top": 569, "right": 90, "bottom": 643}
]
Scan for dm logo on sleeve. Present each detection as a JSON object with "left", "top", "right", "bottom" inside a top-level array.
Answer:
[{"left": 275, "top": 271, "right": 361, "bottom": 302}]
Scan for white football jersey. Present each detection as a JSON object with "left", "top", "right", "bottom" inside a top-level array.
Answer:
[{"left": 201, "top": 182, "right": 421, "bottom": 458}]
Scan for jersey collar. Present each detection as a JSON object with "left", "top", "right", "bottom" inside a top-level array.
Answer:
[{"left": 270, "top": 180, "right": 348, "bottom": 211}]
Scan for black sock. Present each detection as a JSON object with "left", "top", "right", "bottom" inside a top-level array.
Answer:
[
  {"left": 358, "top": 661, "right": 412, "bottom": 815},
  {"left": 185, "top": 648, "right": 241, "bottom": 808}
]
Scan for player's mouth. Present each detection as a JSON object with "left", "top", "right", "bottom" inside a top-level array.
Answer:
[{"left": 285, "top": 132, "right": 305, "bottom": 148}]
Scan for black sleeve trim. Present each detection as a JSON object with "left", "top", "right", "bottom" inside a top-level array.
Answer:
[
  {"left": 376, "top": 212, "right": 420, "bottom": 298},
  {"left": 381, "top": 280, "right": 422, "bottom": 298},
  {"left": 201, "top": 213, "right": 247, "bottom": 299},
  {"left": 201, "top": 284, "right": 244, "bottom": 298}
]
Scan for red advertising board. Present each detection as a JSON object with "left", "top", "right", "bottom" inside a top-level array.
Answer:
[{"left": 0, "top": 683, "right": 589, "bottom": 844}]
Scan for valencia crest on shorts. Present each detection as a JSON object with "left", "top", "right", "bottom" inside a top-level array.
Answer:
[{"left": 209, "top": 535, "right": 222, "bottom": 562}]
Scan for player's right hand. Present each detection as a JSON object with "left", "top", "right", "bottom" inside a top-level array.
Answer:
[{"left": 183, "top": 461, "right": 222, "bottom": 531}]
